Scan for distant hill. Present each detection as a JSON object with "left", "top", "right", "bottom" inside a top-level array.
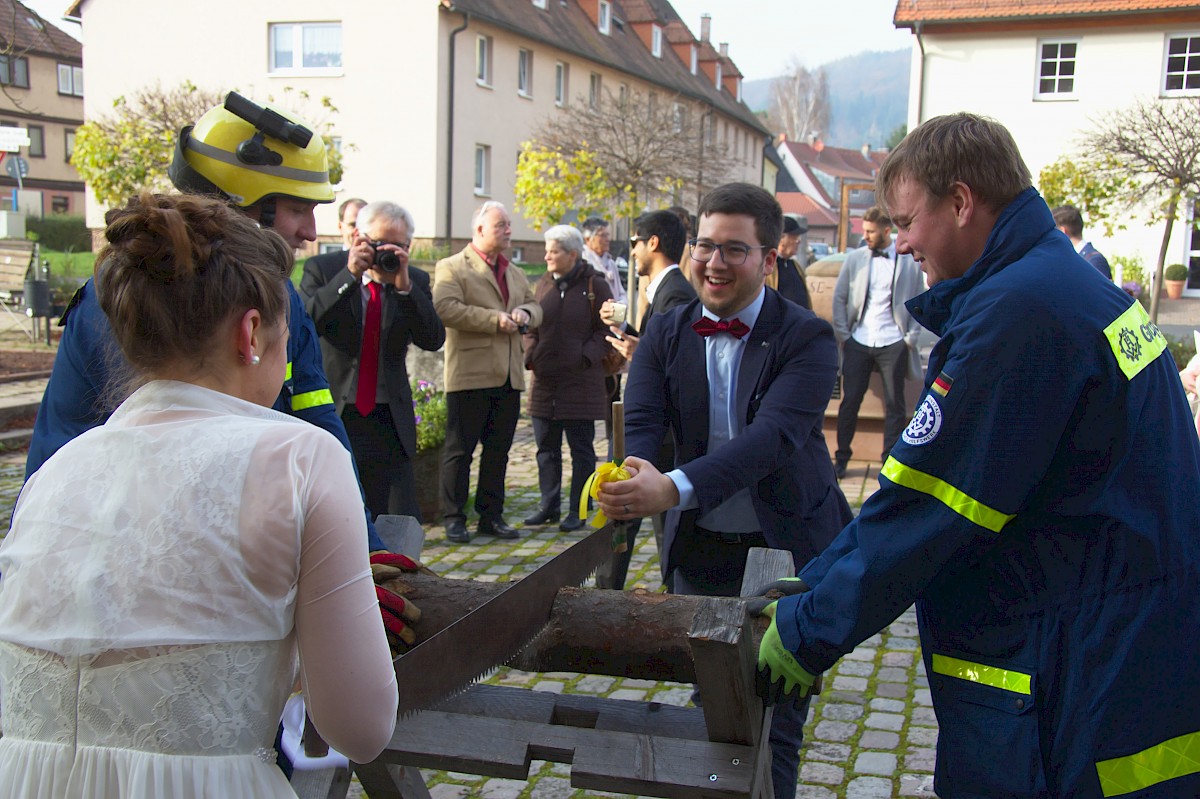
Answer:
[{"left": 744, "top": 49, "right": 910, "bottom": 150}]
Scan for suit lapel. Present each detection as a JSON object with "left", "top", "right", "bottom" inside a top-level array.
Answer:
[
  {"left": 465, "top": 247, "right": 506, "bottom": 306},
  {"left": 737, "top": 291, "right": 779, "bottom": 421}
]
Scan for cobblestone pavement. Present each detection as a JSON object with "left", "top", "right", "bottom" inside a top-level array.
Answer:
[{"left": 0, "top": 378, "right": 938, "bottom": 799}]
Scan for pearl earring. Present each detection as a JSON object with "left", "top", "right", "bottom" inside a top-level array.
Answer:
[{"left": 250, "top": 354, "right": 261, "bottom": 365}]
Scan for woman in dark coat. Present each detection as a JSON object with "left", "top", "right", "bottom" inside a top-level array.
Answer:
[{"left": 523, "top": 225, "right": 614, "bottom": 531}]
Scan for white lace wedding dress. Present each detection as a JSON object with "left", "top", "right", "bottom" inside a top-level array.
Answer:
[{"left": 0, "top": 381, "right": 398, "bottom": 798}]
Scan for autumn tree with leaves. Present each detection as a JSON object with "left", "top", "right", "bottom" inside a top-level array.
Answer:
[
  {"left": 1079, "top": 96, "right": 1200, "bottom": 322},
  {"left": 72, "top": 82, "right": 348, "bottom": 209},
  {"left": 514, "top": 86, "right": 738, "bottom": 232}
]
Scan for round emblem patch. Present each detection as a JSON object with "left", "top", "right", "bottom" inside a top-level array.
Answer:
[{"left": 902, "top": 395, "right": 943, "bottom": 446}]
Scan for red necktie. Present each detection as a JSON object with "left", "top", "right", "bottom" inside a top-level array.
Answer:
[
  {"left": 692, "top": 316, "right": 750, "bottom": 339},
  {"left": 356, "top": 281, "right": 382, "bottom": 415}
]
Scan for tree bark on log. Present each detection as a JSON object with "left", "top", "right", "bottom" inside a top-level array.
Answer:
[{"left": 384, "top": 573, "right": 756, "bottom": 683}]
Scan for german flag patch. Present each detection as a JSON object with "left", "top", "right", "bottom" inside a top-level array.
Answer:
[{"left": 931, "top": 371, "right": 953, "bottom": 397}]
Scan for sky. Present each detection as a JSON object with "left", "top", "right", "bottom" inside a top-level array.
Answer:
[
  {"left": 26, "top": 0, "right": 913, "bottom": 81},
  {"left": 648, "top": 0, "right": 913, "bottom": 81}
]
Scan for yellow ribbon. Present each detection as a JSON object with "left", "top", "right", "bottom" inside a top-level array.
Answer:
[{"left": 579, "top": 460, "right": 632, "bottom": 530}]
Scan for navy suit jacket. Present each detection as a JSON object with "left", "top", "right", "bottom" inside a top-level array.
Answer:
[
  {"left": 299, "top": 250, "right": 445, "bottom": 457},
  {"left": 1079, "top": 242, "right": 1112, "bottom": 280},
  {"left": 623, "top": 288, "right": 851, "bottom": 578}
]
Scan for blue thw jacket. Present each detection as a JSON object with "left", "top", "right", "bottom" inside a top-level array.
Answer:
[
  {"left": 25, "top": 278, "right": 385, "bottom": 552},
  {"left": 777, "top": 189, "right": 1200, "bottom": 798}
]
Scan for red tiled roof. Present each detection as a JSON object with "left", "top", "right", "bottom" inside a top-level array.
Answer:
[
  {"left": 894, "top": 0, "right": 1200, "bottom": 25},
  {"left": 0, "top": 0, "right": 79, "bottom": 60},
  {"left": 783, "top": 141, "right": 879, "bottom": 181},
  {"left": 777, "top": 193, "right": 839, "bottom": 227}
]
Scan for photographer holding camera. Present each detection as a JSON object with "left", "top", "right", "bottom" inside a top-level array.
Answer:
[{"left": 301, "top": 200, "right": 445, "bottom": 521}]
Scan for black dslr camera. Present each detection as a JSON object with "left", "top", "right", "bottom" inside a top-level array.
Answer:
[{"left": 368, "top": 240, "right": 403, "bottom": 273}]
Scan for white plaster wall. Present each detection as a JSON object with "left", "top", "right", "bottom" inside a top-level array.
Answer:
[{"left": 911, "top": 25, "right": 1200, "bottom": 286}]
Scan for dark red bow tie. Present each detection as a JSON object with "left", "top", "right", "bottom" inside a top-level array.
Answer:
[{"left": 692, "top": 316, "right": 750, "bottom": 339}]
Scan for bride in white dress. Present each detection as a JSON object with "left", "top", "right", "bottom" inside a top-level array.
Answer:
[{"left": 0, "top": 193, "right": 398, "bottom": 798}]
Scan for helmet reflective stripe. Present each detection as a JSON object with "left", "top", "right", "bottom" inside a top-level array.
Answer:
[{"left": 186, "top": 135, "right": 330, "bottom": 187}]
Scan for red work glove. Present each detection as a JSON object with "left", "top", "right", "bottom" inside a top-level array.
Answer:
[{"left": 370, "top": 551, "right": 431, "bottom": 656}]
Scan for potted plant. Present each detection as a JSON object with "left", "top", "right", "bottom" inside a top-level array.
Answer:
[
  {"left": 411, "top": 379, "right": 446, "bottom": 522},
  {"left": 1164, "top": 263, "right": 1188, "bottom": 300}
]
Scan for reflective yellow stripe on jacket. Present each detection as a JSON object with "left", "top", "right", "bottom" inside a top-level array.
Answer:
[
  {"left": 283, "top": 362, "right": 335, "bottom": 412},
  {"left": 881, "top": 458, "right": 1015, "bottom": 533},
  {"left": 1096, "top": 729, "right": 1200, "bottom": 797},
  {"left": 930, "top": 653, "right": 1031, "bottom": 694}
]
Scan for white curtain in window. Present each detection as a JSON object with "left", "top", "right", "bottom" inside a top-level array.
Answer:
[{"left": 303, "top": 24, "right": 342, "bottom": 68}]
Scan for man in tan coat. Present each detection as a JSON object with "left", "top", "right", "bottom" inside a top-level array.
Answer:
[{"left": 434, "top": 201, "right": 543, "bottom": 543}]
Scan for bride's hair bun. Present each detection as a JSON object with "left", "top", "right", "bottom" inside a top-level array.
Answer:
[{"left": 98, "top": 192, "right": 293, "bottom": 373}]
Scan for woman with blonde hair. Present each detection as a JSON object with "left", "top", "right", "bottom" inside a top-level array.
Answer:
[{"left": 0, "top": 193, "right": 397, "bottom": 797}]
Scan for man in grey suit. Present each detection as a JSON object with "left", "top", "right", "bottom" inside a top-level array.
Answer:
[
  {"left": 832, "top": 206, "right": 924, "bottom": 477},
  {"left": 300, "top": 201, "right": 445, "bottom": 521}
]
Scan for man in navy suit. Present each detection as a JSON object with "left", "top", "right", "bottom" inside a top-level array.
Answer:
[
  {"left": 300, "top": 200, "right": 445, "bottom": 521},
  {"left": 1052, "top": 204, "right": 1112, "bottom": 280},
  {"left": 597, "top": 183, "right": 851, "bottom": 799}
]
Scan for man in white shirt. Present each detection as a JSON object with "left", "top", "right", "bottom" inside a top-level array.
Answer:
[{"left": 831, "top": 206, "right": 924, "bottom": 477}]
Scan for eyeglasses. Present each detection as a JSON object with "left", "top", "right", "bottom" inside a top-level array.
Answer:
[
  {"left": 688, "top": 240, "right": 767, "bottom": 266},
  {"left": 630, "top": 236, "right": 646, "bottom": 246}
]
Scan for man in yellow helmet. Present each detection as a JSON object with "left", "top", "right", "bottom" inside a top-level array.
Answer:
[{"left": 28, "top": 94, "right": 423, "bottom": 647}]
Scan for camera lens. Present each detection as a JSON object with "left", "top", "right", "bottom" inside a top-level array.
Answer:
[{"left": 375, "top": 248, "right": 401, "bottom": 273}]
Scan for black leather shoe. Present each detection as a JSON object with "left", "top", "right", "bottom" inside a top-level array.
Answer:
[
  {"left": 523, "top": 508, "right": 561, "bottom": 525},
  {"left": 478, "top": 518, "right": 520, "bottom": 540},
  {"left": 445, "top": 518, "right": 471, "bottom": 543},
  {"left": 834, "top": 461, "right": 848, "bottom": 479},
  {"left": 559, "top": 516, "right": 585, "bottom": 532}
]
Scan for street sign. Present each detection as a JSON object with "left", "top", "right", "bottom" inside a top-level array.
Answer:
[
  {"left": 0, "top": 128, "right": 30, "bottom": 153},
  {"left": 4, "top": 156, "right": 28, "bottom": 179}
]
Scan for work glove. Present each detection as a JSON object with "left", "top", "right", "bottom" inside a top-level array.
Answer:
[
  {"left": 753, "top": 601, "right": 817, "bottom": 706},
  {"left": 744, "top": 576, "right": 811, "bottom": 610},
  {"left": 369, "top": 551, "right": 430, "bottom": 656}
]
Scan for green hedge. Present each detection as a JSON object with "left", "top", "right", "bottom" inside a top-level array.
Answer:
[{"left": 25, "top": 215, "right": 92, "bottom": 253}]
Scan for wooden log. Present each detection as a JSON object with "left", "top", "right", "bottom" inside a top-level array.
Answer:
[{"left": 385, "top": 573, "right": 754, "bottom": 683}]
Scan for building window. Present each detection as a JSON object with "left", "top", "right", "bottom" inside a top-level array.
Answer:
[
  {"left": 532, "top": 0, "right": 547, "bottom": 7},
  {"left": 64, "top": 128, "right": 75, "bottom": 162},
  {"left": 26, "top": 125, "right": 43, "bottom": 158},
  {"left": 0, "top": 56, "right": 29, "bottom": 88},
  {"left": 474, "top": 144, "right": 491, "bottom": 195},
  {"left": 1036, "top": 39, "right": 1077, "bottom": 99},
  {"left": 511, "top": 246, "right": 525, "bottom": 262},
  {"left": 555, "top": 61, "right": 568, "bottom": 106},
  {"left": 518, "top": 48, "right": 533, "bottom": 97},
  {"left": 652, "top": 25, "right": 663, "bottom": 58},
  {"left": 1164, "top": 34, "right": 1200, "bottom": 95},
  {"left": 57, "top": 63, "right": 83, "bottom": 96},
  {"left": 51, "top": 195, "right": 69, "bottom": 214},
  {"left": 268, "top": 23, "right": 342, "bottom": 74},
  {"left": 589, "top": 72, "right": 602, "bottom": 110},
  {"left": 690, "top": 45, "right": 698, "bottom": 75},
  {"left": 672, "top": 102, "right": 685, "bottom": 133},
  {"left": 598, "top": 0, "right": 611, "bottom": 35},
  {"left": 715, "top": 62, "right": 723, "bottom": 89},
  {"left": 476, "top": 35, "right": 493, "bottom": 86},
  {"left": 736, "top": 77, "right": 743, "bottom": 103},
  {"left": 619, "top": 83, "right": 628, "bottom": 107}
]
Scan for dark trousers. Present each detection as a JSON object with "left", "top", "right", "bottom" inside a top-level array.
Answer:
[
  {"left": 341, "top": 404, "right": 420, "bottom": 522},
  {"left": 441, "top": 385, "right": 521, "bottom": 522},
  {"left": 532, "top": 417, "right": 596, "bottom": 518},
  {"left": 670, "top": 529, "right": 810, "bottom": 799},
  {"left": 835, "top": 337, "right": 908, "bottom": 464}
]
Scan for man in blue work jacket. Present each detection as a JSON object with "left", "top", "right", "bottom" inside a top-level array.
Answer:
[
  {"left": 25, "top": 96, "right": 424, "bottom": 654},
  {"left": 754, "top": 113, "right": 1200, "bottom": 797}
]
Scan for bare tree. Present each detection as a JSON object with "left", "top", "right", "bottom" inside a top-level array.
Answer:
[
  {"left": 535, "top": 86, "right": 739, "bottom": 220},
  {"left": 1082, "top": 96, "right": 1200, "bottom": 322},
  {"left": 768, "top": 58, "right": 830, "bottom": 143}
]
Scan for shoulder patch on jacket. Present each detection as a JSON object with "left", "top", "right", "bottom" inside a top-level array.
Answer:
[
  {"left": 1103, "top": 301, "right": 1166, "bottom": 380},
  {"left": 902, "top": 395, "right": 943, "bottom": 446}
]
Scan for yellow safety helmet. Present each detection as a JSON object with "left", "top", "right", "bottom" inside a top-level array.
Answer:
[{"left": 168, "top": 93, "right": 334, "bottom": 210}]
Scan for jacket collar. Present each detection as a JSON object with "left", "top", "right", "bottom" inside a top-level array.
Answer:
[{"left": 906, "top": 187, "right": 1052, "bottom": 336}]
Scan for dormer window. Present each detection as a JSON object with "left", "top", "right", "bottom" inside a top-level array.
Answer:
[
  {"left": 690, "top": 45, "right": 698, "bottom": 74},
  {"left": 652, "top": 25, "right": 663, "bottom": 58},
  {"left": 715, "top": 61, "right": 723, "bottom": 89},
  {"left": 736, "top": 77, "right": 743, "bottom": 103},
  {"left": 532, "top": 0, "right": 547, "bottom": 7},
  {"left": 598, "top": 0, "right": 611, "bottom": 35}
]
